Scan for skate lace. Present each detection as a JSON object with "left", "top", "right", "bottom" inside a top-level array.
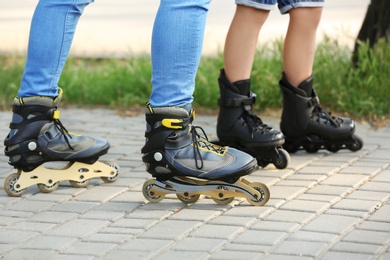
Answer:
[
  {"left": 241, "top": 110, "right": 273, "bottom": 138},
  {"left": 312, "top": 104, "right": 340, "bottom": 127},
  {"left": 191, "top": 126, "right": 225, "bottom": 169},
  {"left": 53, "top": 118, "right": 74, "bottom": 151}
]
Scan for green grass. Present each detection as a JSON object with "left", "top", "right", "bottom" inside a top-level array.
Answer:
[{"left": 1, "top": 38, "right": 389, "bottom": 122}]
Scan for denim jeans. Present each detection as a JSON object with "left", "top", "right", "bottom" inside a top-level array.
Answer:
[
  {"left": 18, "top": 0, "right": 93, "bottom": 98},
  {"left": 236, "top": 0, "right": 324, "bottom": 14},
  {"left": 18, "top": 0, "right": 211, "bottom": 108}
]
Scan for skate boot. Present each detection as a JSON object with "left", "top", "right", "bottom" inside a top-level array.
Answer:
[
  {"left": 215, "top": 69, "right": 289, "bottom": 169},
  {"left": 141, "top": 103, "right": 270, "bottom": 206},
  {"left": 3, "top": 88, "right": 119, "bottom": 197},
  {"left": 279, "top": 72, "right": 363, "bottom": 153}
]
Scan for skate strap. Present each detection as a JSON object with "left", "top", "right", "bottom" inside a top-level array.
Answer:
[{"left": 218, "top": 92, "right": 256, "bottom": 108}]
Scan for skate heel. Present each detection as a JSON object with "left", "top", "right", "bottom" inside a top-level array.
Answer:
[
  {"left": 4, "top": 161, "right": 119, "bottom": 197},
  {"left": 142, "top": 176, "right": 270, "bottom": 206}
]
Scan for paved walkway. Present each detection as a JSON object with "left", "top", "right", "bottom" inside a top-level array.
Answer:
[{"left": 0, "top": 108, "right": 389, "bottom": 260}]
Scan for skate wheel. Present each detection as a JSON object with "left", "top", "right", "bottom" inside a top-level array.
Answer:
[
  {"left": 347, "top": 135, "right": 363, "bottom": 151},
  {"left": 212, "top": 197, "right": 234, "bottom": 205},
  {"left": 69, "top": 179, "right": 90, "bottom": 188},
  {"left": 101, "top": 162, "right": 120, "bottom": 183},
  {"left": 4, "top": 173, "right": 27, "bottom": 197},
  {"left": 304, "top": 144, "right": 319, "bottom": 153},
  {"left": 326, "top": 143, "right": 340, "bottom": 153},
  {"left": 211, "top": 185, "right": 235, "bottom": 205},
  {"left": 273, "top": 149, "right": 290, "bottom": 169},
  {"left": 37, "top": 181, "right": 60, "bottom": 193},
  {"left": 142, "top": 179, "right": 164, "bottom": 203},
  {"left": 246, "top": 182, "right": 270, "bottom": 206},
  {"left": 176, "top": 194, "right": 200, "bottom": 204}
]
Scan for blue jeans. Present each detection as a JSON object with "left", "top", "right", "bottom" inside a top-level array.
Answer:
[
  {"left": 18, "top": 0, "right": 211, "bottom": 108},
  {"left": 236, "top": 0, "right": 324, "bottom": 14}
]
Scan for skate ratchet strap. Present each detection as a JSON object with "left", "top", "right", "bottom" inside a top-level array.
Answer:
[
  {"left": 219, "top": 92, "right": 256, "bottom": 108},
  {"left": 308, "top": 96, "right": 320, "bottom": 108}
]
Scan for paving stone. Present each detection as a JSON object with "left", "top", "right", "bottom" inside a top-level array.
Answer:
[
  {"left": 251, "top": 221, "right": 300, "bottom": 233},
  {"left": 1, "top": 248, "right": 57, "bottom": 259},
  {"left": 46, "top": 219, "right": 110, "bottom": 237},
  {"left": 119, "top": 238, "right": 174, "bottom": 252},
  {"left": 306, "top": 185, "right": 353, "bottom": 196},
  {"left": 48, "top": 201, "right": 99, "bottom": 213},
  {"left": 280, "top": 200, "right": 330, "bottom": 214},
  {"left": 79, "top": 210, "right": 125, "bottom": 221},
  {"left": 264, "top": 210, "right": 316, "bottom": 224},
  {"left": 207, "top": 216, "right": 257, "bottom": 227},
  {"left": 209, "top": 250, "right": 263, "bottom": 260},
  {"left": 62, "top": 241, "right": 117, "bottom": 256},
  {"left": 140, "top": 220, "right": 202, "bottom": 240},
  {"left": 330, "top": 241, "right": 382, "bottom": 255},
  {"left": 21, "top": 235, "right": 77, "bottom": 250},
  {"left": 288, "top": 231, "right": 339, "bottom": 243},
  {"left": 321, "top": 251, "right": 372, "bottom": 260},
  {"left": 0, "top": 230, "right": 39, "bottom": 244},
  {"left": 346, "top": 190, "right": 390, "bottom": 201},
  {"left": 190, "top": 224, "right": 244, "bottom": 240},
  {"left": 172, "top": 237, "right": 225, "bottom": 252},
  {"left": 321, "top": 174, "right": 370, "bottom": 188},
  {"left": 223, "top": 206, "right": 274, "bottom": 218},
  {"left": 110, "top": 217, "right": 158, "bottom": 229},
  {"left": 103, "top": 249, "right": 154, "bottom": 260},
  {"left": 8, "top": 221, "right": 57, "bottom": 232},
  {"left": 29, "top": 211, "right": 78, "bottom": 223},
  {"left": 233, "top": 230, "right": 288, "bottom": 246},
  {"left": 272, "top": 240, "right": 328, "bottom": 257},
  {"left": 358, "top": 221, "right": 390, "bottom": 232},
  {"left": 342, "top": 230, "right": 390, "bottom": 245},
  {"left": 168, "top": 209, "right": 222, "bottom": 221},
  {"left": 4, "top": 200, "right": 55, "bottom": 213},
  {"left": 221, "top": 242, "right": 270, "bottom": 253},
  {"left": 268, "top": 186, "right": 307, "bottom": 200},
  {"left": 331, "top": 198, "right": 379, "bottom": 212},
  {"left": 368, "top": 204, "right": 390, "bottom": 222},
  {"left": 126, "top": 209, "right": 174, "bottom": 220},
  {"left": 302, "top": 214, "right": 360, "bottom": 234}
]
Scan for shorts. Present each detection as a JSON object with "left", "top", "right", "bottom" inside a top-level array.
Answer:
[{"left": 235, "top": 0, "right": 324, "bottom": 14}]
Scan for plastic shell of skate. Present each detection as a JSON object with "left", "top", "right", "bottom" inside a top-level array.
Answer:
[
  {"left": 142, "top": 176, "right": 270, "bottom": 206},
  {"left": 4, "top": 161, "right": 120, "bottom": 197}
]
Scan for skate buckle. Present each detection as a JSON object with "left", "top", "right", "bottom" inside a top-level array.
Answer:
[{"left": 162, "top": 119, "right": 183, "bottom": 129}]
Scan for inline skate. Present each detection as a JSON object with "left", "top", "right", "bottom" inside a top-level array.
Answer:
[
  {"left": 279, "top": 72, "right": 363, "bottom": 153},
  {"left": 214, "top": 69, "right": 289, "bottom": 169},
  {"left": 3, "top": 89, "right": 119, "bottom": 197},
  {"left": 141, "top": 103, "right": 270, "bottom": 206}
]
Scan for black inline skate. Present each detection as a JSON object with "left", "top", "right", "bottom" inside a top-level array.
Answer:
[
  {"left": 214, "top": 69, "right": 289, "bottom": 169},
  {"left": 279, "top": 72, "right": 363, "bottom": 153},
  {"left": 141, "top": 103, "right": 270, "bottom": 206},
  {"left": 3, "top": 88, "right": 119, "bottom": 197}
]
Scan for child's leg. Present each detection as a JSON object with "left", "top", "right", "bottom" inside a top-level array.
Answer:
[
  {"left": 283, "top": 7, "right": 322, "bottom": 87},
  {"left": 224, "top": 5, "right": 270, "bottom": 83}
]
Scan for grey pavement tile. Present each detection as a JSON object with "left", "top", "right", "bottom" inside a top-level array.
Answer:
[
  {"left": 190, "top": 224, "right": 244, "bottom": 240},
  {"left": 358, "top": 220, "right": 390, "bottom": 232},
  {"left": 220, "top": 243, "right": 270, "bottom": 253},
  {"left": 62, "top": 241, "right": 118, "bottom": 256},
  {"left": 223, "top": 206, "right": 274, "bottom": 218},
  {"left": 368, "top": 204, "right": 390, "bottom": 222},
  {"left": 48, "top": 201, "right": 99, "bottom": 213},
  {"left": 346, "top": 190, "right": 390, "bottom": 201},
  {"left": 267, "top": 186, "right": 307, "bottom": 201},
  {"left": 233, "top": 230, "right": 288, "bottom": 246},
  {"left": 251, "top": 221, "right": 300, "bottom": 233},
  {"left": 207, "top": 216, "right": 258, "bottom": 228},
  {"left": 288, "top": 230, "right": 339, "bottom": 243},
  {"left": 359, "top": 181, "right": 390, "bottom": 193},
  {"left": 279, "top": 200, "right": 331, "bottom": 214},
  {"left": 3, "top": 200, "right": 55, "bottom": 213},
  {"left": 330, "top": 241, "right": 382, "bottom": 255},
  {"left": 210, "top": 250, "right": 264, "bottom": 260},
  {"left": 118, "top": 238, "right": 174, "bottom": 252},
  {"left": 8, "top": 221, "right": 57, "bottom": 232},
  {"left": 168, "top": 208, "right": 223, "bottom": 221},
  {"left": 324, "top": 208, "right": 371, "bottom": 218},
  {"left": 272, "top": 240, "right": 328, "bottom": 257},
  {"left": 110, "top": 217, "right": 159, "bottom": 229},
  {"left": 342, "top": 230, "right": 390, "bottom": 245},
  {"left": 302, "top": 214, "right": 361, "bottom": 234},
  {"left": 52, "top": 255, "right": 95, "bottom": 260},
  {"left": 46, "top": 219, "right": 110, "bottom": 237},
  {"left": 125, "top": 209, "right": 174, "bottom": 220},
  {"left": 171, "top": 237, "right": 226, "bottom": 252},
  {"left": 331, "top": 198, "right": 380, "bottom": 212},
  {"left": 103, "top": 249, "right": 154, "bottom": 260},
  {"left": 72, "top": 186, "right": 128, "bottom": 203},
  {"left": 29, "top": 211, "right": 78, "bottom": 224},
  {"left": 83, "top": 233, "right": 132, "bottom": 243},
  {"left": 79, "top": 210, "right": 125, "bottom": 221},
  {"left": 263, "top": 254, "right": 312, "bottom": 260},
  {"left": 0, "top": 230, "right": 39, "bottom": 244},
  {"left": 306, "top": 184, "right": 354, "bottom": 196},
  {"left": 139, "top": 220, "right": 202, "bottom": 240},
  {"left": 155, "top": 250, "right": 209, "bottom": 260},
  {"left": 264, "top": 210, "right": 316, "bottom": 224},
  {"left": 21, "top": 235, "right": 77, "bottom": 250},
  {"left": 294, "top": 193, "right": 341, "bottom": 203},
  {"left": 1, "top": 248, "right": 58, "bottom": 260},
  {"left": 321, "top": 174, "right": 370, "bottom": 188},
  {"left": 321, "top": 251, "right": 372, "bottom": 260}
]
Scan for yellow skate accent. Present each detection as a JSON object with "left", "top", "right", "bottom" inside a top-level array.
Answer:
[{"left": 4, "top": 161, "right": 119, "bottom": 197}]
